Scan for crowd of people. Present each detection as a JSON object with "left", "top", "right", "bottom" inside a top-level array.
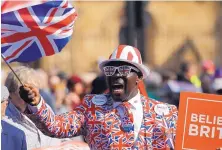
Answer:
[
  {"left": 3, "top": 60, "right": 221, "bottom": 115},
  {"left": 145, "top": 60, "right": 222, "bottom": 108},
  {"left": 1, "top": 45, "right": 222, "bottom": 150}
]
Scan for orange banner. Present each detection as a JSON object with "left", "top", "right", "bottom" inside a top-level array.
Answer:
[{"left": 176, "top": 92, "right": 222, "bottom": 150}]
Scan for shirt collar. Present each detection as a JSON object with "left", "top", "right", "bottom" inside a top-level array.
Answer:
[
  {"left": 6, "top": 101, "right": 39, "bottom": 129},
  {"left": 113, "top": 90, "right": 140, "bottom": 109},
  {"left": 7, "top": 101, "right": 23, "bottom": 120}
]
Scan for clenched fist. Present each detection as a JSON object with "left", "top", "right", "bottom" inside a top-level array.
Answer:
[{"left": 19, "top": 84, "right": 41, "bottom": 106}]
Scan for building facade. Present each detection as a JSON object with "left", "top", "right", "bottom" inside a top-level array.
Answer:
[{"left": 36, "top": 2, "right": 222, "bottom": 74}]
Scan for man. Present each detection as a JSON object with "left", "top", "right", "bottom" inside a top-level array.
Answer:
[
  {"left": 20, "top": 45, "right": 178, "bottom": 149},
  {"left": 177, "top": 61, "right": 202, "bottom": 90},
  {"left": 1, "top": 85, "right": 27, "bottom": 150},
  {"left": 2, "top": 66, "right": 64, "bottom": 150},
  {"left": 200, "top": 60, "right": 215, "bottom": 93}
]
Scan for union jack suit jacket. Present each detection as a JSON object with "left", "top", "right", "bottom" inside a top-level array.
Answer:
[{"left": 33, "top": 94, "right": 178, "bottom": 150}]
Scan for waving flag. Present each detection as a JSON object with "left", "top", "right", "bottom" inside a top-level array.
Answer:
[
  {"left": 1, "top": 1, "right": 47, "bottom": 14},
  {"left": 1, "top": 0, "right": 77, "bottom": 63}
]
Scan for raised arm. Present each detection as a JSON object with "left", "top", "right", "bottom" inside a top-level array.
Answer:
[{"left": 19, "top": 84, "right": 86, "bottom": 138}]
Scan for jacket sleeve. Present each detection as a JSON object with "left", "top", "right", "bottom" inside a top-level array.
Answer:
[
  {"left": 164, "top": 105, "right": 178, "bottom": 149},
  {"left": 152, "top": 104, "right": 178, "bottom": 150},
  {"left": 169, "top": 105, "right": 178, "bottom": 142},
  {"left": 31, "top": 95, "right": 90, "bottom": 138}
]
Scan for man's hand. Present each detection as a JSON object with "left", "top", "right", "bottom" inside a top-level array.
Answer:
[{"left": 19, "top": 84, "right": 41, "bottom": 106}]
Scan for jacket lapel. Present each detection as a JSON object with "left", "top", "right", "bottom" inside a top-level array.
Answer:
[{"left": 134, "top": 96, "right": 156, "bottom": 149}]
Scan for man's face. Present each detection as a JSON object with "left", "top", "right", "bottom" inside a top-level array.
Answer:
[{"left": 104, "top": 61, "right": 140, "bottom": 102}]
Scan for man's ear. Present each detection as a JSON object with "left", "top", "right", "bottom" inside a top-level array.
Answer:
[
  {"left": 136, "top": 76, "right": 141, "bottom": 85},
  {"left": 137, "top": 71, "right": 143, "bottom": 80},
  {"left": 137, "top": 73, "right": 143, "bottom": 80}
]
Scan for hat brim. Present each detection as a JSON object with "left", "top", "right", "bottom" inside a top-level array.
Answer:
[{"left": 99, "top": 59, "right": 150, "bottom": 79}]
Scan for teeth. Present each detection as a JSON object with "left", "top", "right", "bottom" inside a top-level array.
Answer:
[
  {"left": 113, "top": 89, "right": 122, "bottom": 92},
  {"left": 114, "top": 89, "right": 121, "bottom": 91}
]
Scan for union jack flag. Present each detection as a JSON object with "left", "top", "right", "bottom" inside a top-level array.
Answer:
[
  {"left": 1, "top": 0, "right": 47, "bottom": 14},
  {"left": 1, "top": 0, "right": 77, "bottom": 63}
]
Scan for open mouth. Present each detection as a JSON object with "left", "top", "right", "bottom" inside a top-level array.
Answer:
[{"left": 111, "top": 84, "right": 124, "bottom": 94}]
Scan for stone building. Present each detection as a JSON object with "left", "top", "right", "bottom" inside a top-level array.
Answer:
[
  {"left": 3, "top": 2, "right": 222, "bottom": 75},
  {"left": 145, "top": 2, "right": 222, "bottom": 72}
]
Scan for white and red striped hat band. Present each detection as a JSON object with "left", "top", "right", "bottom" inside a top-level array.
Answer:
[{"left": 100, "top": 45, "right": 150, "bottom": 79}]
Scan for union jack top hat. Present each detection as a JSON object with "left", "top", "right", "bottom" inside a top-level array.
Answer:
[{"left": 99, "top": 45, "right": 150, "bottom": 79}]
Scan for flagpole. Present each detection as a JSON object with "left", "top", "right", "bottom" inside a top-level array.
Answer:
[{"left": 1, "top": 54, "right": 24, "bottom": 86}]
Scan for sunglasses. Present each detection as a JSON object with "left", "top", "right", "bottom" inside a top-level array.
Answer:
[{"left": 103, "top": 65, "right": 140, "bottom": 76}]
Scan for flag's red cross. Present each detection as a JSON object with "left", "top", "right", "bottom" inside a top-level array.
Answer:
[{"left": 2, "top": 7, "right": 77, "bottom": 61}]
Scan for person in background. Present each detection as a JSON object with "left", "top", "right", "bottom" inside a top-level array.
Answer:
[
  {"left": 48, "top": 74, "right": 60, "bottom": 95},
  {"left": 144, "top": 71, "right": 162, "bottom": 100},
  {"left": 159, "top": 70, "right": 181, "bottom": 108},
  {"left": 66, "top": 75, "right": 85, "bottom": 109},
  {"left": 1, "top": 85, "right": 27, "bottom": 150},
  {"left": 91, "top": 75, "right": 108, "bottom": 94},
  {"left": 200, "top": 60, "right": 215, "bottom": 93},
  {"left": 56, "top": 95, "right": 73, "bottom": 114},
  {"left": 20, "top": 45, "right": 178, "bottom": 150},
  {"left": 57, "top": 71, "right": 68, "bottom": 94},
  {"left": 80, "top": 72, "right": 97, "bottom": 94},
  {"left": 36, "top": 69, "right": 56, "bottom": 112},
  {"left": 212, "top": 67, "right": 222, "bottom": 95},
  {"left": 177, "top": 61, "right": 202, "bottom": 92},
  {"left": 2, "top": 66, "right": 63, "bottom": 150},
  {"left": 55, "top": 71, "right": 68, "bottom": 109},
  {"left": 48, "top": 74, "right": 66, "bottom": 110}
]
